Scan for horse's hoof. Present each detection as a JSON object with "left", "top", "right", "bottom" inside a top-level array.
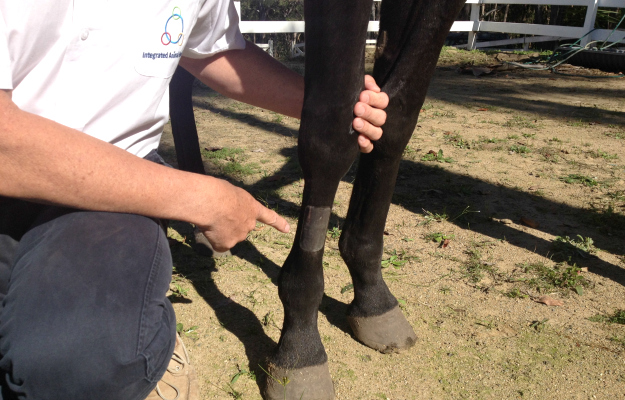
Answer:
[
  {"left": 347, "top": 306, "right": 416, "bottom": 353},
  {"left": 192, "top": 227, "right": 231, "bottom": 257},
  {"left": 264, "top": 362, "right": 334, "bottom": 400}
]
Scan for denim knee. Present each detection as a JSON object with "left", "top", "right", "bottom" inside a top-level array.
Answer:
[{"left": 0, "top": 211, "right": 176, "bottom": 400}]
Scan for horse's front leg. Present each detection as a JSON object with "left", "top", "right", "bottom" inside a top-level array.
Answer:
[
  {"left": 339, "top": 0, "right": 467, "bottom": 352},
  {"left": 264, "top": 1, "right": 374, "bottom": 399}
]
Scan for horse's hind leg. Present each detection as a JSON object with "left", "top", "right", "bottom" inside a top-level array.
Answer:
[
  {"left": 339, "top": 0, "right": 466, "bottom": 352},
  {"left": 169, "top": 66, "right": 206, "bottom": 175},
  {"left": 264, "top": 0, "right": 374, "bottom": 399},
  {"left": 169, "top": 67, "right": 233, "bottom": 256}
]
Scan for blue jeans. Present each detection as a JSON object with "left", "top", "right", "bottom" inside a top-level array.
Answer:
[{"left": 0, "top": 151, "right": 176, "bottom": 400}]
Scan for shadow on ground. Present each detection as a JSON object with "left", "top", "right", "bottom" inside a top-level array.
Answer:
[
  {"left": 427, "top": 69, "right": 625, "bottom": 126},
  {"left": 168, "top": 223, "right": 354, "bottom": 392},
  {"left": 161, "top": 134, "right": 625, "bottom": 289}
]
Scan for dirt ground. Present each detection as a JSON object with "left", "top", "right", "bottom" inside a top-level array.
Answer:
[{"left": 159, "top": 48, "right": 625, "bottom": 399}]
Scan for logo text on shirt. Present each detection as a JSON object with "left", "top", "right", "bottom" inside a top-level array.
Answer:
[{"left": 142, "top": 52, "right": 183, "bottom": 60}]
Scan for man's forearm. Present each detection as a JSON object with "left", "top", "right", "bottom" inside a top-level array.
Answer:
[
  {"left": 179, "top": 43, "right": 389, "bottom": 153},
  {"left": 179, "top": 41, "right": 305, "bottom": 119},
  {"left": 0, "top": 91, "right": 207, "bottom": 219},
  {"left": 0, "top": 90, "right": 290, "bottom": 250}
]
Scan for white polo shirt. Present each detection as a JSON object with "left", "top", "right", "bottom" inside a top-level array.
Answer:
[{"left": 0, "top": 0, "right": 245, "bottom": 157}]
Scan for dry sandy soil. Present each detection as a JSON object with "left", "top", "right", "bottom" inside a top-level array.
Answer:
[{"left": 159, "top": 48, "right": 625, "bottom": 399}]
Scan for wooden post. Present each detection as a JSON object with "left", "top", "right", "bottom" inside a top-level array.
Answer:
[
  {"left": 234, "top": 0, "right": 241, "bottom": 19},
  {"left": 467, "top": 3, "right": 480, "bottom": 50},
  {"left": 581, "top": 0, "right": 599, "bottom": 47}
]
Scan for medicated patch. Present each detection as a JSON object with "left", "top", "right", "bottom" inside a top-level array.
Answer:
[{"left": 299, "top": 206, "right": 331, "bottom": 252}]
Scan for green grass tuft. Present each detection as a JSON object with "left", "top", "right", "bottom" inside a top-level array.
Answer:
[
  {"left": 589, "top": 309, "right": 625, "bottom": 324},
  {"left": 559, "top": 174, "right": 598, "bottom": 187},
  {"left": 421, "top": 149, "right": 454, "bottom": 163}
]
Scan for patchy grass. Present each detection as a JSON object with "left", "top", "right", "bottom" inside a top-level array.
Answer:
[
  {"left": 403, "top": 145, "right": 419, "bottom": 159},
  {"left": 169, "top": 283, "right": 190, "bottom": 301},
  {"left": 509, "top": 144, "right": 531, "bottom": 154},
  {"left": 603, "top": 130, "right": 625, "bottom": 139},
  {"left": 462, "top": 248, "right": 498, "bottom": 284},
  {"left": 587, "top": 149, "right": 618, "bottom": 160},
  {"left": 421, "top": 149, "right": 454, "bottom": 163},
  {"left": 559, "top": 174, "right": 598, "bottom": 187},
  {"left": 552, "top": 235, "right": 597, "bottom": 259},
  {"left": 176, "top": 322, "right": 199, "bottom": 339},
  {"left": 432, "top": 110, "right": 457, "bottom": 118},
  {"left": 589, "top": 309, "right": 625, "bottom": 324},
  {"left": 504, "top": 287, "right": 529, "bottom": 299},
  {"left": 503, "top": 116, "right": 539, "bottom": 129},
  {"left": 511, "top": 262, "right": 590, "bottom": 295},
  {"left": 327, "top": 226, "right": 342, "bottom": 239},
  {"left": 223, "top": 161, "right": 260, "bottom": 176},
  {"left": 586, "top": 204, "right": 625, "bottom": 231},
  {"left": 202, "top": 147, "right": 244, "bottom": 160},
  {"left": 536, "top": 146, "right": 560, "bottom": 162},
  {"left": 424, "top": 232, "right": 455, "bottom": 244},
  {"left": 444, "top": 132, "right": 472, "bottom": 149},
  {"left": 419, "top": 209, "right": 449, "bottom": 226},
  {"left": 202, "top": 147, "right": 260, "bottom": 176},
  {"left": 381, "top": 250, "right": 419, "bottom": 269}
]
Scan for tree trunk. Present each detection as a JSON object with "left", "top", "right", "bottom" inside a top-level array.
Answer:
[
  {"left": 550, "top": 5, "right": 562, "bottom": 26},
  {"left": 534, "top": 4, "right": 544, "bottom": 25}
]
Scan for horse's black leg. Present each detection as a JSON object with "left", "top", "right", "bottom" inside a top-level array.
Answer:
[
  {"left": 169, "top": 66, "right": 206, "bottom": 175},
  {"left": 339, "top": 0, "right": 466, "bottom": 351},
  {"left": 265, "top": 0, "right": 374, "bottom": 399}
]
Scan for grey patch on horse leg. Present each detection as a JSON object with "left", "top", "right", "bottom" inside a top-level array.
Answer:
[
  {"left": 299, "top": 206, "right": 331, "bottom": 252},
  {"left": 375, "top": 30, "right": 388, "bottom": 60}
]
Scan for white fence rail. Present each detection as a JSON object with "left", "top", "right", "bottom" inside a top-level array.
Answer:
[
  {"left": 459, "top": 0, "right": 624, "bottom": 49},
  {"left": 234, "top": 0, "right": 623, "bottom": 55}
]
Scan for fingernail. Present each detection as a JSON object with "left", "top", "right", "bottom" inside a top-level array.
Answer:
[
  {"left": 362, "top": 93, "right": 369, "bottom": 103},
  {"left": 354, "top": 104, "right": 364, "bottom": 116},
  {"left": 354, "top": 119, "right": 364, "bottom": 129}
]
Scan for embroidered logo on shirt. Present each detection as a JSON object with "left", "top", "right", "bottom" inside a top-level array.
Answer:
[{"left": 161, "top": 7, "right": 184, "bottom": 46}]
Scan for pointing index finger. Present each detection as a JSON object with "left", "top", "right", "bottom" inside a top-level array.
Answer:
[{"left": 257, "top": 202, "right": 290, "bottom": 233}]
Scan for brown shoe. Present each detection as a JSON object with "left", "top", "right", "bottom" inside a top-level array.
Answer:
[{"left": 146, "top": 334, "right": 199, "bottom": 400}]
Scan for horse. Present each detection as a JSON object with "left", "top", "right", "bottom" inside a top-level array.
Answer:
[{"left": 169, "top": 0, "right": 466, "bottom": 398}]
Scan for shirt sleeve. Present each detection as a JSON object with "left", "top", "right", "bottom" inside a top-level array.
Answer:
[
  {"left": 0, "top": 10, "right": 13, "bottom": 90},
  {"left": 183, "top": 0, "right": 246, "bottom": 59}
]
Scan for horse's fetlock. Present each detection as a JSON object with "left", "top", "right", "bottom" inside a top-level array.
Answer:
[{"left": 339, "top": 232, "right": 382, "bottom": 268}]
